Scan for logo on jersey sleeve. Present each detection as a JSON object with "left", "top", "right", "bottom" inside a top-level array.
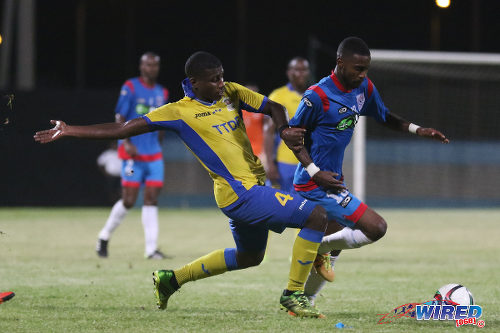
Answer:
[
  {"left": 223, "top": 98, "right": 235, "bottom": 111},
  {"left": 356, "top": 93, "right": 365, "bottom": 111},
  {"left": 338, "top": 107, "right": 348, "bottom": 114},
  {"left": 303, "top": 98, "right": 312, "bottom": 107}
]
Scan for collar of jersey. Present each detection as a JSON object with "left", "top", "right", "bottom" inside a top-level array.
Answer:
[
  {"left": 182, "top": 78, "right": 218, "bottom": 106},
  {"left": 329, "top": 71, "right": 352, "bottom": 93},
  {"left": 139, "top": 77, "right": 156, "bottom": 89}
]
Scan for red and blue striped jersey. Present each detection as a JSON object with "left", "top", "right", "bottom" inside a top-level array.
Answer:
[
  {"left": 116, "top": 77, "right": 169, "bottom": 161},
  {"left": 290, "top": 72, "right": 389, "bottom": 192}
]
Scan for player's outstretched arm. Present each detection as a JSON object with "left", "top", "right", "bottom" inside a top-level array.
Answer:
[
  {"left": 383, "top": 112, "right": 449, "bottom": 144},
  {"left": 262, "top": 99, "right": 305, "bottom": 150},
  {"left": 34, "top": 117, "right": 150, "bottom": 144}
]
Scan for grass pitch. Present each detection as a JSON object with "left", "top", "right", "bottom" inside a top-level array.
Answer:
[{"left": 0, "top": 207, "right": 499, "bottom": 332}]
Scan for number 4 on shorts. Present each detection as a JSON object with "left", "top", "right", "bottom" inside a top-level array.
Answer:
[{"left": 275, "top": 192, "right": 293, "bottom": 206}]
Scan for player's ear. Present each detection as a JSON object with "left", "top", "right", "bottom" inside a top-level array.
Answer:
[
  {"left": 336, "top": 57, "right": 343, "bottom": 68},
  {"left": 189, "top": 77, "right": 197, "bottom": 89}
]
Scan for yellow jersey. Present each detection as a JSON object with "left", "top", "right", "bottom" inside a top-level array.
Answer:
[
  {"left": 268, "top": 83, "right": 302, "bottom": 164},
  {"left": 144, "top": 80, "right": 267, "bottom": 208}
]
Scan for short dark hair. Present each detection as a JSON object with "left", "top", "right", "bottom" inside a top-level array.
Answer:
[
  {"left": 337, "top": 37, "right": 370, "bottom": 59},
  {"left": 185, "top": 51, "right": 222, "bottom": 77}
]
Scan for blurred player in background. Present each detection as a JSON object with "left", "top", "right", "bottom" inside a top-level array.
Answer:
[
  {"left": 35, "top": 51, "right": 341, "bottom": 318},
  {"left": 0, "top": 291, "right": 15, "bottom": 304},
  {"left": 241, "top": 83, "right": 267, "bottom": 167},
  {"left": 96, "top": 52, "right": 170, "bottom": 259},
  {"left": 264, "top": 57, "right": 311, "bottom": 191},
  {"left": 289, "top": 37, "right": 449, "bottom": 305}
]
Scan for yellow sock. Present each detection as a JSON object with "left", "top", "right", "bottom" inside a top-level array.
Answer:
[
  {"left": 174, "top": 249, "right": 228, "bottom": 287},
  {"left": 287, "top": 229, "right": 323, "bottom": 291}
]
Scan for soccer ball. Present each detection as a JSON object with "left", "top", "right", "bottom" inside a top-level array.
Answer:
[{"left": 434, "top": 284, "right": 474, "bottom": 305}]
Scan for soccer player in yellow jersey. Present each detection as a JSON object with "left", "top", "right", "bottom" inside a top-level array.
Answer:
[
  {"left": 35, "top": 51, "right": 348, "bottom": 318},
  {"left": 264, "top": 57, "right": 311, "bottom": 192}
]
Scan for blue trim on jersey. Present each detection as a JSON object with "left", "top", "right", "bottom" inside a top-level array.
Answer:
[
  {"left": 298, "top": 228, "right": 324, "bottom": 243},
  {"left": 224, "top": 248, "right": 239, "bottom": 271},
  {"left": 286, "top": 82, "right": 295, "bottom": 92},
  {"left": 181, "top": 78, "right": 217, "bottom": 106},
  {"left": 143, "top": 116, "right": 247, "bottom": 196},
  {"left": 258, "top": 96, "right": 269, "bottom": 112},
  {"left": 182, "top": 78, "right": 195, "bottom": 98},
  {"left": 240, "top": 96, "right": 268, "bottom": 114}
]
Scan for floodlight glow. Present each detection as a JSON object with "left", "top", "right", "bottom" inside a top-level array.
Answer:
[
  {"left": 0, "top": 34, "right": 3, "bottom": 45},
  {"left": 436, "top": 0, "right": 450, "bottom": 8}
]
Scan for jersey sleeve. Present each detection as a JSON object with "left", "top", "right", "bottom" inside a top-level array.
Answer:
[
  {"left": 115, "top": 81, "right": 134, "bottom": 117},
  {"left": 360, "top": 79, "right": 389, "bottom": 123},
  {"left": 288, "top": 89, "right": 323, "bottom": 129},
  {"left": 225, "top": 82, "right": 268, "bottom": 113},
  {"left": 142, "top": 103, "right": 180, "bottom": 131}
]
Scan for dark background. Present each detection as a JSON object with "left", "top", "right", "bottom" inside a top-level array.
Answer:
[{"left": 1, "top": 0, "right": 499, "bottom": 206}]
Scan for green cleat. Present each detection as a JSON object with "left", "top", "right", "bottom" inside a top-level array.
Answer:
[
  {"left": 152, "top": 270, "right": 178, "bottom": 310},
  {"left": 280, "top": 290, "right": 325, "bottom": 318}
]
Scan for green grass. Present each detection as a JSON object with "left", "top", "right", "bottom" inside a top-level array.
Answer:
[{"left": 0, "top": 208, "right": 499, "bottom": 332}]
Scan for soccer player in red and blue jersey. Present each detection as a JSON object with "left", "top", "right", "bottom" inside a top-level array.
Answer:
[
  {"left": 289, "top": 37, "right": 449, "bottom": 304},
  {"left": 96, "top": 52, "right": 169, "bottom": 259}
]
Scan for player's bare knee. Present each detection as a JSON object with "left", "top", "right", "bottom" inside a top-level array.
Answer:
[
  {"left": 122, "top": 199, "right": 135, "bottom": 209},
  {"left": 370, "top": 217, "right": 387, "bottom": 241},
  {"left": 304, "top": 205, "right": 328, "bottom": 232}
]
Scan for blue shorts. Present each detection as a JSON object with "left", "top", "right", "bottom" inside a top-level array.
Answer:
[
  {"left": 277, "top": 161, "right": 298, "bottom": 194},
  {"left": 221, "top": 185, "right": 316, "bottom": 252},
  {"left": 297, "top": 188, "right": 367, "bottom": 229},
  {"left": 121, "top": 159, "right": 164, "bottom": 188}
]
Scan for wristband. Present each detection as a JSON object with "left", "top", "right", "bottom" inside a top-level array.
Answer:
[
  {"left": 278, "top": 125, "right": 290, "bottom": 137},
  {"left": 408, "top": 123, "right": 421, "bottom": 134},
  {"left": 305, "top": 163, "right": 320, "bottom": 178}
]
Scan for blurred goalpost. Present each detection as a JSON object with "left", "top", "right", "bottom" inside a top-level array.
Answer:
[
  {"left": 308, "top": 37, "right": 500, "bottom": 203},
  {"left": 353, "top": 49, "right": 500, "bottom": 201}
]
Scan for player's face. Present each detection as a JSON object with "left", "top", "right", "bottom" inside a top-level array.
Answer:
[
  {"left": 287, "top": 59, "right": 310, "bottom": 89},
  {"left": 140, "top": 56, "right": 160, "bottom": 82},
  {"left": 191, "top": 66, "right": 225, "bottom": 102},
  {"left": 337, "top": 54, "right": 370, "bottom": 90}
]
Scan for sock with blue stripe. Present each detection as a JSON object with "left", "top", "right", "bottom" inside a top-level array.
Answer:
[{"left": 286, "top": 228, "right": 324, "bottom": 291}]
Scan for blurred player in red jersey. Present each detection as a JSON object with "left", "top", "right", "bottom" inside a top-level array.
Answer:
[{"left": 96, "top": 52, "right": 170, "bottom": 259}]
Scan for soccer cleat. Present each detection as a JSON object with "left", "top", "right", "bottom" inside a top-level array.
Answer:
[
  {"left": 96, "top": 239, "right": 108, "bottom": 258},
  {"left": 280, "top": 290, "right": 325, "bottom": 318},
  {"left": 0, "top": 291, "right": 15, "bottom": 304},
  {"left": 313, "top": 253, "right": 335, "bottom": 282},
  {"left": 147, "top": 249, "right": 171, "bottom": 260},
  {"left": 152, "top": 270, "right": 178, "bottom": 310}
]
